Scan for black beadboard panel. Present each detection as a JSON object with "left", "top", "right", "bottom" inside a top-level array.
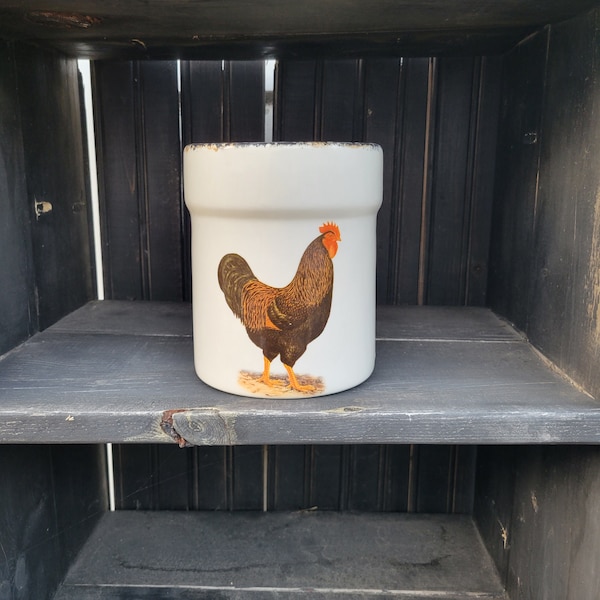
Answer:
[
  {"left": 192, "top": 446, "right": 229, "bottom": 510},
  {"left": 227, "top": 61, "right": 266, "bottom": 142},
  {"left": 274, "top": 57, "right": 499, "bottom": 306},
  {"left": 346, "top": 445, "right": 385, "bottom": 511},
  {"left": 487, "top": 32, "right": 547, "bottom": 327},
  {"left": 465, "top": 57, "right": 502, "bottom": 305},
  {"left": 427, "top": 58, "right": 480, "bottom": 305},
  {"left": 319, "top": 60, "right": 364, "bottom": 140},
  {"left": 268, "top": 445, "right": 310, "bottom": 510},
  {"left": 104, "top": 56, "right": 502, "bottom": 513},
  {"left": 274, "top": 60, "right": 319, "bottom": 141},
  {"left": 275, "top": 58, "right": 430, "bottom": 305},
  {"left": 307, "top": 445, "right": 347, "bottom": 510},
  {"left": 0, "top": 40, "right": 94, "bottom": 351},
  {"left": 93, "top": 61, "right": 142, "bottom": 300},
  {"left": 181, "top": 61, "right": 225, "bottom": 144},
  {"left": 489, "top": 9, "right": 600, "bottom": 402},
  {"left": 113, "top": 444, "right": 190, "bottom": 510},
  {"left": 528, "top": 11, "right": 600, "bottom": 399},
  {"left": 93, "top": 60, "right": 182, "bottom": 301},
  {"left": 0, "top": 446, "right": 63, "bottom": 599},
  {"left": 380, "top": 58, "right": 430, "bottom": 305},
  {"left": 476, "top": 445, "right": 600, "bottom": 600},
  {"left": 0, "top": 445, "right": 105, "bottom": 600},
  {"left": 0, "top": 42, "right": 37, "bottom": 355},
  {"left": 231, "top": 446, "right": 265, "bottom": 510},
  {"left": 50, "top": 445, "right": 108, "bottom": 570},
  {"left": 381, "top": 445, "right": 412, "bottom": 512},
  {"left": 15, "top": 45, "right": 94, "bottom": 330},
  {"left": 181, "top": 60, "right": 265, "bottom": 144}
]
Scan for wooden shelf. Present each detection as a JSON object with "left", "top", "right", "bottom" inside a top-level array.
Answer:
[
  {"left": 53, "top": 511, "right": 506, "bottom": 599},
  {"left": 0, "top": 0, "right": 597, "bottom": 58},
  {"left": 0, "top": 300, "right": 598, "bottom": 445}
]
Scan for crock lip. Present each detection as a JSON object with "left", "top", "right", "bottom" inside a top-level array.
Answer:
[{"left": 184, "top": 141, "right": 382, "bottom": 152}]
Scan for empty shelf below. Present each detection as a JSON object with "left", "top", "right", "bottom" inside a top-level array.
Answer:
[{"left": 53, "top": 511, "right": 506, "bottom": 599}]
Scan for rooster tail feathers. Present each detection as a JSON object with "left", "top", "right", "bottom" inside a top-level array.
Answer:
[{"left": 217, "top": 253, "right": 256, "bottom": 320}]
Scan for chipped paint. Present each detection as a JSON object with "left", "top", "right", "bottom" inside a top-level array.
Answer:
[
  {"left": 497, "top": 518, "right": 509, "bottom": 550},
  {"left": 531, "top": 490, "right": 539, "bottom": 513},
  {"left": 184, "top": 141, "right": 381, "bottom": 153},
  {"left": 325, "top": 406, "right": 364, "bottom": 414},
  {"left": 586, "top": 186, "right": 600, "bottom": 347}
]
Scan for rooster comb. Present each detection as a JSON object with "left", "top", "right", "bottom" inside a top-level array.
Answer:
[{"left": 319, "top": 221, "right": 341, "bottom": 240}]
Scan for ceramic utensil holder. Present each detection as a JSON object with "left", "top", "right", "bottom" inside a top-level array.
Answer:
[{"left": 184, "top": 142, "right": 383, "bottom": 398}]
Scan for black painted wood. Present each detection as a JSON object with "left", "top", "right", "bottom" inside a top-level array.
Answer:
[
  {"left": 529, "top": 9, "right": 600, "bottom": 399},
  {"left": 15, "top": 45, "right": 94, "bottom": 330},
  {"left": 0, "top": 300, "right": 597, "bottom": 446},
  {"left": 93, "top": 60, "right": 182, "bottom": 301},
  {"left": 474, "top": 446, "right": 518, "bottom": 586},
  {"left": 0, "top": 42, "right": 36, "bottom": 355},
  {"left": 53, "top": 511, "right": 506, "bottom": 599},
  {"left": 0, "top": 41, "right": 97, "bottom": 600},
  {"left": 0, "top": 445, "right": 106, "bottom": 600},
  {"left": 381, "top": 58, "right": 430, "bottom": 305},
  {"left": 475, "top": 445, "right": 600, "bottom": 600},
  {"left": 0, "top": 446, "right": 62, "bottom": 600},
  {"left": 465, "top": 57, "right": 502, "bottom": 306},
  {"left": 426, "top": 57, "right": 497, "bottom": 306},
  {"left": 487, "top": 31, "right": 548, "bottom": 333},
  {"left": 489, "top": 7, "right": 600, "bottom": 402},
  {"left": 274, "top": 57, "right": 500, "bottom": 305},
  {"left": 0, "top": 0, "right": 597, "bottom": 59}
]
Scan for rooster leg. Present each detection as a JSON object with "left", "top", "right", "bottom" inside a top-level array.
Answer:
[
  {"left": 257, "top": 356, "right": 286, "bottom": 387},
  {"left": 284, "top": 364, "right": 316, "bottom": 393}
]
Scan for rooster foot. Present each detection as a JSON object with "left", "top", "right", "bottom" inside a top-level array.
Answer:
[
  {"left": 257, "top": 374, "right": 287, "bottom": 387},
  {"left": 257, "top": 356, "right": 287, "bottom": 387},
  {"left": 284, "top": 364, "right": 316, "bottom": 394}
]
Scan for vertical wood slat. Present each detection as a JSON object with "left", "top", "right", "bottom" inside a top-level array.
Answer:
[
  {"left": 530, "top": 12, "right": 600, "bottom": 397},
  {"left": 0, "top": 445, "right": 106, "bottom": 600},
  {"left": 384, "top": 58, "right": 430, "bottom": 305},
  {"left": 426, "top": 58, "right": 475, "bottom": 305},
  {"left": 489, "top": 9, "right": 600, "bottom": 402},
  {"left": 487, "top": 32, "right": 548, "bottom": 327},
  {"left": 93, "top": 60, "right": 182, "bottom": 302},
  {"left": 0, "top": 42, "right": 94, "bottom": 346},
  {"left": 0, "top": 42, "right": 37, "bottom": 355},
  {"left": 182, "top": 59, "right": 266, "bottom": 512},
  {"left": 465, "top": 56, "right": 502, "bottom": 306},
  {"left": 426, "top": 57, "right": 500, "bottom": 306}
]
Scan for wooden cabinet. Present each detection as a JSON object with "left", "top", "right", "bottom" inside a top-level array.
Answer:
[{"left": 1, "top": 2, "right": 600, "bottom": 598}]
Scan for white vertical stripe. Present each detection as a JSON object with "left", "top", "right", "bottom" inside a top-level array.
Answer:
[{"left": 78, "top": 59, "right": 116, "bottom": 511}]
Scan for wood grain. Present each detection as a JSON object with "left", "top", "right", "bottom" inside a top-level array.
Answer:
[
  {"left": 53, "top": 511, "right": 506, "bottom": 599},
  {"left": 0, "top": 300, "right": 597, "bottom": 445},
  {"left": 0, "top": 0, "right": 596, "bottom": 58}
]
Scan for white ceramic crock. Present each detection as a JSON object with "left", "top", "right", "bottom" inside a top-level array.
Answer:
[{"left": 184, "top": 142, "right": 383, "bottom": 398}]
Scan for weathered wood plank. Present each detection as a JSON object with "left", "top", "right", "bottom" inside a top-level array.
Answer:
[
  {"left": 0, "top": 301, "right": 598, "bottom": 445},
  {"left": 0, "top": 445, "right": 106, "bottom": 600},
  {"left": 53, "top": 511, "right": 506, "bottom": 599},
  {"left": 14, "top": 46, "right": 93, "bottom": 329},
  {"left": 0, "top": 0, "right": 596, "bottom": 59},
  {"left": 0, "top": 42, "right": 36, "bottom": 355},
  {"left": 475, "top": 445, "right": 600, "bottom": 600},
  {"left": 487, "top": 30, "right": 548, "bottom": 332}
]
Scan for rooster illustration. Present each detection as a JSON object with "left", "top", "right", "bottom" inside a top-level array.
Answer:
[{"left": 217, "top": 222, "right": 341, "bottom": 393}]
